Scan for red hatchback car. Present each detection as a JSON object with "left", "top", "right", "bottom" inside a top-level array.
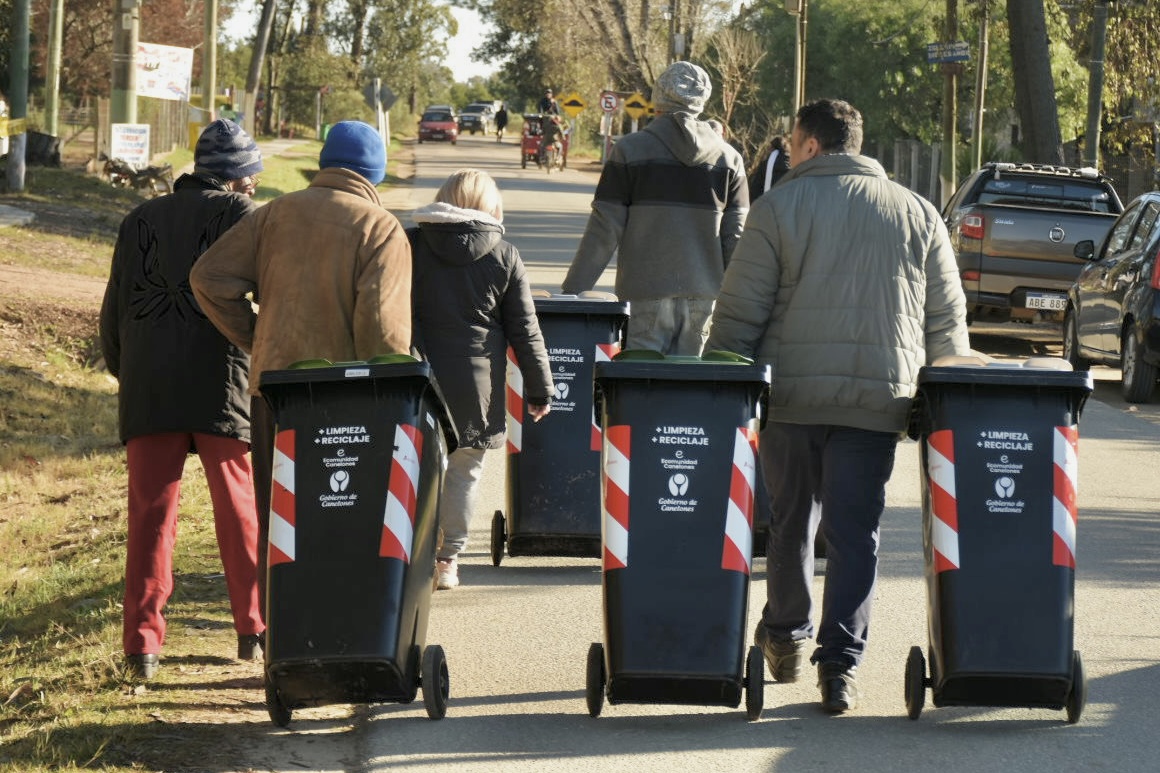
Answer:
[{"left": 418, "top": 110, "right": 458, "bottom": 144}]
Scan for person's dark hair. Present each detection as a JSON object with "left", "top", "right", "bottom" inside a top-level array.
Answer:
[{"left": 795, "top": 99, "right": 862, "bottom": 155}]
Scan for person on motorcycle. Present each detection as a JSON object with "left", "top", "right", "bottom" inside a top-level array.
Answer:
[
  {"left": 539, "top": 115, "right": 566, "bottom": 167},
  {"left": 539, "top": 89, "right": 560, "bottom": 116}
]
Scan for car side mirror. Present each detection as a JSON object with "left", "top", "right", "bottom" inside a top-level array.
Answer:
[{"left": 1073, "top": 239, "right": 1096, "bottom": 260}]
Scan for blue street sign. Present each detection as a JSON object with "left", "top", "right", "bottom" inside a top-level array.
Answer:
[{"left": 927, "top": 41, "right": 971, "bottom": 64}]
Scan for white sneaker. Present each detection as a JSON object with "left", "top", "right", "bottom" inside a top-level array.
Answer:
[{"left": 436, "top": 558, "right": 459, "bottom": 590}]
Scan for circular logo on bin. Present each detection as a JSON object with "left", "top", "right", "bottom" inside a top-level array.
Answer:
[
  {"left": 668, "top": 473, "right": 690, "bottom": 496},
  {"left": 554, "top": 382, "right": 570, "bottom": 400},
  {"left": 330, "top": 470, "right": 351, "bottom": 492},
  {"left": 994, "top": 476, "right": 1015, "bottom": 498}
]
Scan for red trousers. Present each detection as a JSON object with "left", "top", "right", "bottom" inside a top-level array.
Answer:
[{"left": 123, "top": 433, "right": 264, "bottom": 655}]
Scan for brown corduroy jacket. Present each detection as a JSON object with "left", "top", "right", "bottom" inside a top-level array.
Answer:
[{"left": 190, "top": 167, "right": 412, "bottom": 394}]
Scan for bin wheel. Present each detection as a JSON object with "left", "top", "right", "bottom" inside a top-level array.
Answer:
[
  {"left": 264, "top": 672, "right": 292, "bottom": 727},
  {"left": 905, "top": 645, "right": 926, "bottom": 720},
  {"left": 585, "top": 642, "right": 605, "bottom": 718},
  {"left": 745, "top": 645, "right": 764, "bottom": 721},
  {"left": 490, "top": 510, "right": 506, "bottom": 567},
  {"left": 400, "top": 644, "right": 421, "bottom": 704},
  {"left": 1066, "top": 650, "right": 1086, "bottom": 724},
  {"left": 422, "top": 644, "right": 449, "bottom": 720}
]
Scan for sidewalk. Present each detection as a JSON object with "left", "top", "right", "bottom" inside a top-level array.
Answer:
[{"left": 0, "top": 203, "right": 34, "bottom": 228}]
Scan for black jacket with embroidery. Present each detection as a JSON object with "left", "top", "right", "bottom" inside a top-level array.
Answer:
[{"left": 100, "top": 173, "right": 257, "bottom": 444}]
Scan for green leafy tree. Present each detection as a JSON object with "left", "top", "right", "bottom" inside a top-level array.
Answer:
[
  {"left": 1069, "top": 0, "right": 1160, "bottom": 157},
  {"left": 360, "top": 0, "right": 456, "bottom": 113},
  {"left": 731, "top": 0, "right": 946, "bottom": 160},
  {"left": 281, "top": 34, "right": 359, "bottom": 126}
]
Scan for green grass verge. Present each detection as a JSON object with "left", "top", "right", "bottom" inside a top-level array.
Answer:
[
  {"left": 0, "top": 136, "right": 415, "bottom": 770},
  {"left": 0, "top": 298, "right": 252, "bottom": 770}
]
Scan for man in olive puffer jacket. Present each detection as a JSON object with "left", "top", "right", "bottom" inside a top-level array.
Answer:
[{"left": 706, "top": 99, "right": 970, "bottom": 714}]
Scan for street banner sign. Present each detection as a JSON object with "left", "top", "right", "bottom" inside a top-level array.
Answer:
[
  {"left": 136, "top": 42, "right": 194, "bottom": 102},
  {"left": 560, "top": 92, "right": 586, "bottom": 118},
  {"left": 600, "top": 91, "right": 619, "bottom": 114},
  {"left": 623, "top": 92, "right": 649, "bottom": 120},
  {"left": 926, "top": 41, "right": 970, "bottom": 64}
]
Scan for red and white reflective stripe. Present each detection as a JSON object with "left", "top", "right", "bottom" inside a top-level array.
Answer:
[
  {"left": 926, "top": 429, "right": 960, "bottom": 572},
  {"left": 1052, "top": 425, "right": 1079, "bottom": 568},
  {"left": 602, "top": 424, "right": 631, "bottom": 570},
  {"left": 591, "top": 343, "right": 620, "bottom": 451},
  {"left": 381, "top": 423, "right": 424, "bottom": 563},
  {"left": 505, "top": 346, "right": 523, "bottom": 454},
  {"left": 269, "top": 429, "right": 297, "bottom": 566},
  {"left": 721, "top": 427, "right": 758, "bottom": 574}
]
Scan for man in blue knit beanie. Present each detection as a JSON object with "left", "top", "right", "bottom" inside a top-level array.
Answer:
[
  {"left": 319, "top": 121, "right": 386, "bottom": 185},
  {"left": 192, "top": 120, "right": 411, "bottom": 620}
]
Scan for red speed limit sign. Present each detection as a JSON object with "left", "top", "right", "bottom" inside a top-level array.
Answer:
[{"left": 599, "top": 91, "right": 619, "bottom": 113}]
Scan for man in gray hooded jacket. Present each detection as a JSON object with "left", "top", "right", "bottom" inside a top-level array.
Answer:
[
  {"left": 561, "top": 61, "right": 748, "bottom": 354},
  {"left": 706, "top": 99, "right": 970, "bottom": 714}
]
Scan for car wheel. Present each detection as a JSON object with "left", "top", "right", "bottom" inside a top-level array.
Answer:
[
  {"left": 1121, "top": 325, "right": 1158, "bottom": 403},
  {"left": 1063, "top": 308, "right": 1091, "bottom": 371}
]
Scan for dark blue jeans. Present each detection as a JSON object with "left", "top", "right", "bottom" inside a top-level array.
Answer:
[{"left": 757, "top": 422, "right": 898, "bottom": 668}]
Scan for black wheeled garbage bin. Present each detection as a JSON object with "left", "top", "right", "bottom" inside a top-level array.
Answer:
[
  {"left": 493, "top": 294, "right": 629, "bottom": 564},
  {"left": 904, "top": 361, "right": 1093, "bottom": 724},
  {"left": 585, "top": 351, "right": 770, "bottom": 720},
  {"left": 259, "top": 355, "right": 457, "bottom": 726}
]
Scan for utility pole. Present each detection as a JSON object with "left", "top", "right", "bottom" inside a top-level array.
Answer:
[
  {"left": 940, "top": 0, "right": 959, "bottom": 206},
  {"left": 204, "top": 0, "right": 219, "bottom": 115},
  {"left": 6, "top": 0, "right": 30, "bottom": 192},
  {"left": 971, "top": 0, "right": 990, "bottom": 171},
  {"left": 1083, "top": 0, "right": 1111, "bottom": 169},
  {"left": 44, "top": 0, "right": 63, "bottom": 137},
  {"left": 111, "top": 0, "right": 140, "bottom": 124},
  {"left": 787, "top": 0, "right": 808, "bottom": 119},
  {"left": 666, "top": 4, "right": 675, "bottom": 65}
]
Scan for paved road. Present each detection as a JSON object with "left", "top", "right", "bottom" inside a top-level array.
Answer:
[{"left": 248, "top": 133, "right": 1160, "bottom": 772}]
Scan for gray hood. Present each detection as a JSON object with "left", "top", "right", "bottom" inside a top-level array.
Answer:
[{"left": 645, "top": 112, "right": 729, "bottom": 167}]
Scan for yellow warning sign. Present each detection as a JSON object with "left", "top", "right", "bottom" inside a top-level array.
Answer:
[
  {"left": 0, "top": 117, "right": 26, "bottom": 138},
  {"left": 623, "top": 92, "right": 649, "bottom": 120},
  {"left": 559, "top": 92, "right": 586, "bottom": 118}
]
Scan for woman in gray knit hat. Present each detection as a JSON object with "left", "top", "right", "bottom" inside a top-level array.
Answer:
[{"left": 100, "top": 118, "right": 266, "bottom": 680}]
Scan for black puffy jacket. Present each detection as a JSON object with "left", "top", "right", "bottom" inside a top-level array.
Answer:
[{"left": 408, "top": 202, "right": 552, "bottom": 449}]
